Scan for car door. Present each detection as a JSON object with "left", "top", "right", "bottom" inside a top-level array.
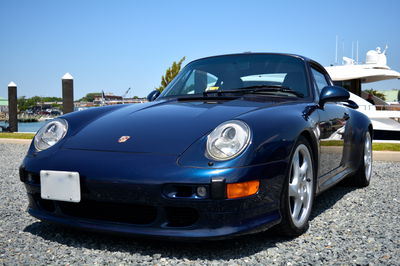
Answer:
[{"left": 311, "top": 66, "right": 350, "bottom": 178}]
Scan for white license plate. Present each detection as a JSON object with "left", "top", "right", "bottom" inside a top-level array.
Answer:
[{"left": 40, "top": 170, "right": 81, "bottom": 203}]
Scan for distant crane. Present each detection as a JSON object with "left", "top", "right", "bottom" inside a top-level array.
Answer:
[
  {"left": 122, "top": 87, "right": 131, "bottom": 99},
  {"left": 121, "top": 87, "right": 131, "bottom": 104}
]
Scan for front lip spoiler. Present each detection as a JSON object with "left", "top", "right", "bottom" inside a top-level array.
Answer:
[{"left": 28, "top": 208, "right": 281, "bottom": 241}]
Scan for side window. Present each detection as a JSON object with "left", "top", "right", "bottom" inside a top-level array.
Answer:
[{"left": 311, "top": 68, "right": 329, "bottom": 93}]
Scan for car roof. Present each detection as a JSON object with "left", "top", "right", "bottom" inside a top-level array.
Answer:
[
  {"left": 188, "top": 52, "right": 329, "bottom": 74},
  {"left": 189, "top": 52, "right": 313, "bottom": 64}
]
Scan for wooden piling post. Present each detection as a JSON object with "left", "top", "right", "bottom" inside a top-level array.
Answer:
[
  {"left": 8, "top": 82, "right": 18, "bottom": 132},
  {"left": 62, "top": 73, "right": 74, "bottom": 114}
]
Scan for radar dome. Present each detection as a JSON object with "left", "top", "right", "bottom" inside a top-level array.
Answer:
[{"left": 366, "top": 47, "right": 387, "bottom": 66}]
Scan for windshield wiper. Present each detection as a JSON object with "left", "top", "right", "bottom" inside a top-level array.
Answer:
[{"left": 203, "top": 85, "right": 304, "bottom": 98}]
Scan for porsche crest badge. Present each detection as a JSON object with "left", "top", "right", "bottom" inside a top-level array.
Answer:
[{"left": 118, "top": 136, "right": 131, "bottom": 143}]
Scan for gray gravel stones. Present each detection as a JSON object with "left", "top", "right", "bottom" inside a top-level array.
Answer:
[{"left": 1, "top": 142, "right": 399, "bottom": 265}]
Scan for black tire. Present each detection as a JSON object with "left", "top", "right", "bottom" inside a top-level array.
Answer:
[
  {"left": 349, "top": 131, "right": 373, "bottom": 187},
  {"left": 276, "top": 136, "right": 316, "bottom": 237}
]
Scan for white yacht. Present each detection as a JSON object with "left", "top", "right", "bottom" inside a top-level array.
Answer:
[{"left": 325, "top": 47, "right": 400, "bottom": 140}]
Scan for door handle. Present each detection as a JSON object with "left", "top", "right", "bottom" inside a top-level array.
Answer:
[{"left": 343, "top": 113, "right": 350, "bottom": 120}]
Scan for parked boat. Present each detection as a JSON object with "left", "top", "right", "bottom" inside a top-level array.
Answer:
[{"left": 325, "top": 46, "right": 400, "bottom": 141}]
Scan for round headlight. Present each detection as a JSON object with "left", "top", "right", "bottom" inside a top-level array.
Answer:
[
  {"left": 34, "top": 118, "right": 68, "bottom": 151},
  {"left": 206, "top": 120, "right": 251, "bottom": 161}
]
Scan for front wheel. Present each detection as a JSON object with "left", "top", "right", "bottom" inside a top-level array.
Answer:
[{"left": 277, "top": 136, "right": 315, "bottom": 236}]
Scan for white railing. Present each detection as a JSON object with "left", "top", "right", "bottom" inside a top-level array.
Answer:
[{"left": 358, "top": 104, "right": 400, "bottom": 111}]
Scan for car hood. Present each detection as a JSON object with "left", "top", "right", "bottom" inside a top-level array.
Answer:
[{"left": 62, "top": 98, "right": 281, "bottom": 154}]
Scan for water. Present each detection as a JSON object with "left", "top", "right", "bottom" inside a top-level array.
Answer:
[{"left": 0, "top": 121, "right": 47, "bottom": 133}]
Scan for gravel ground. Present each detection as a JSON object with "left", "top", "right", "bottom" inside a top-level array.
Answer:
[{"left": 0, "top": 143, "right": 399, "bottom": 265}]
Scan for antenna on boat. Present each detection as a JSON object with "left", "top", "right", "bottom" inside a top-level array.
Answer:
[
  {"left": 356, "top": 41, "right": 359, "bottom": 64},
  {"left": 383, "top": 44, "right": 388, "bottom": 55},
  {"left": 342, "top": 40, "right": 345, "bottom": 65},
  {"left": 351, "top": 41, "right": 354, "bottom": 61},
  {"left": 335, "top": 35, "right": 338, "bottom": 65}
]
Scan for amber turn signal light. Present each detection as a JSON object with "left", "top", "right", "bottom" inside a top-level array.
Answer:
[{"left": 227, "top": 180, "right": 260, "bottom": 199}]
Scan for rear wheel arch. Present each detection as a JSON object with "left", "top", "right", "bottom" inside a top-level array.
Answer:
[
  {"left": 342, "top": 110, "right": 372, "bottom": 172},
  {"left": 345, "top": 130, "right": 372, "bottom": 187},
  {"left": 368, "top": 124, "right": 373, "bottom": 139},
  {"left": 353, "top": 121, "right": 373, "bottom": 170}
]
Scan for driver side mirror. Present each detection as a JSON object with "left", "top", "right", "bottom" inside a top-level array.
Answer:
[
  {"left": 147, "top": 90, "right": 160, "bottom": 102},
  {"left": 319, "top": 86, "right": 350, "bottom": 107}
]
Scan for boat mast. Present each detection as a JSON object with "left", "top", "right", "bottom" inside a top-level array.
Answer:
[
  {"left": 335, "top": 35, "right": 338, "bottom": 65},
  {"left": 356, "top": 41, "right": 359, "bottom": 64}
]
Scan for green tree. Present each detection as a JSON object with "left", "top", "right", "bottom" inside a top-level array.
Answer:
[
  {"left": 79, "top": 92, "right": 101, "bottom": 102},
  {"left": 17, "top": 96, "right": 62, "bottom": 111},
  {"left": 364, "top": 89, "right": 386, "bottom": 101},
  {"left": 17, "top": 96, "right": 29, "bottom": 111},
  {"left": 156, "top": 57, "right": 185, "bottom": 92},
  {"left": 17, "top": 96, "right": 40, "bottom": 111},
  {"left": 42, "top": 97, "right": 62, "bottom": 109},
  {"left": 42, "top": 97, "right": 62, "bottom": 102}
]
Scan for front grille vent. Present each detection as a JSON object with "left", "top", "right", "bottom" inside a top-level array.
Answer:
[
  {"left": 165, "top": 207, "right": 198, "bottom": 227},
  {"left": 58, "top": 200, "right": 157, "bottom": 225}
]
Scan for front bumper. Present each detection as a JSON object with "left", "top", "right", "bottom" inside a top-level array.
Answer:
[{"left": 20, "top": 148, "right": 286, "bottom": 240}]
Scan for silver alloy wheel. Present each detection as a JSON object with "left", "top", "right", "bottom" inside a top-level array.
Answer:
[
  {"left": 364, "top": 132, "right": 372, "bottom": 181},
  {"left": 288, "top": 144, "right": 314, "bottom": 228}
]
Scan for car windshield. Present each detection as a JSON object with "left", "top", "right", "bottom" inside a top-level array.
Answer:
[{"left": 159, "top": 54, "right": 309, "bottom": 98}]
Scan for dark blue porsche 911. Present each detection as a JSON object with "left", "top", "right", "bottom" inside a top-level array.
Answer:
[{"left": 20, "top": 53, "right": 373, "bottom": 240}]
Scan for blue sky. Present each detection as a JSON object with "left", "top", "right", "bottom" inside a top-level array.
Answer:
[{"left": 1, "top": 0, "right": 399, "bottom": 99}]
